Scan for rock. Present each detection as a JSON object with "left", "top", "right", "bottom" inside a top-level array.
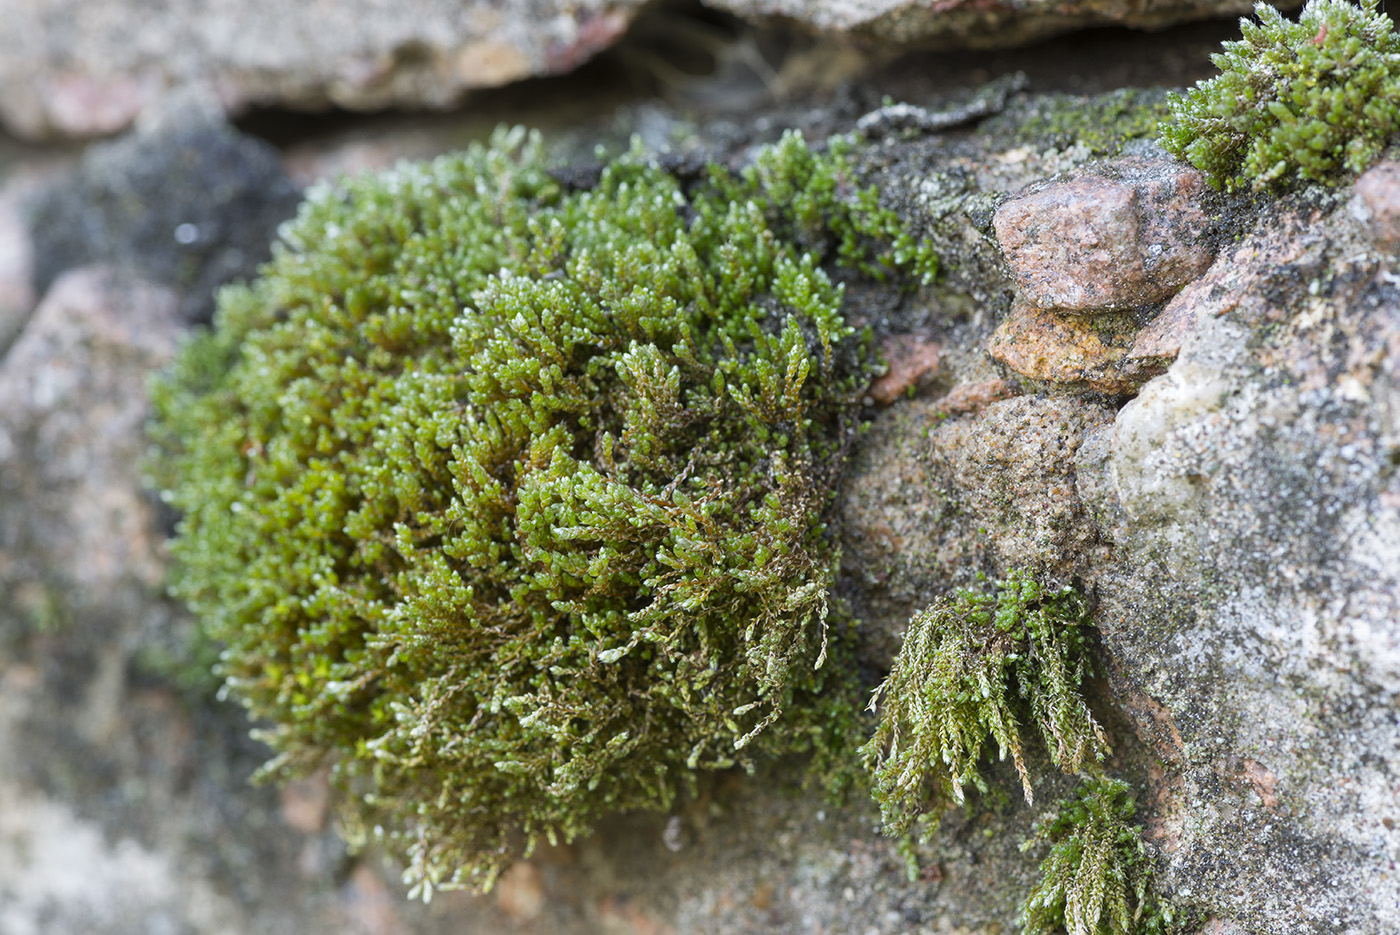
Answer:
[
  {"left": 27, "top": 109, "right": 300, "bottom": 323},
  {"left": 931, "top": 377, "right": 1015, "bottom": 418},
  {"left": 1351, "top": 160, "right": 1400, "bottom": 253},
  {"left": 996, "top": 175, "right": 1143, "bottom": 312},
  {"left": 988, "top": 157, "right": 1217, "bottom": 393},
  {"left": 987, "top": 301, "right": 1161, "bottom": 395},
  {"left": 495, "top": 862, "right": 546, "bottom": 923},
  {"left": 0, "top": 168, "right": 52, "bottom": 359},
  {"left": 840, "top": 390, "right": 1113, "bottom": 662},
  {"left": 279, "top": 771, "right": 332, "bottom": 834},
  {"left": 1092, "top": 191, "right": 1400, "bottom": 933},
  {"left": 993, "top": 157, "right": 1214, "bottom": 314},
  {"left": 339, "top": 864, "right": 409, "bottom": 935},
  {"left": 934, "top": 394, "right": 1113, "bottom": 573},
  {"left": 0, "top": 266, "right": 181, "bottom": 618},
  {"left": 844, "top": 156, "right": 1400, "bottom": 933},
  {"left": 0, "top": 0, "right": 646, "bottom": 140},
  {"left": 707, "top": 0, "right": 1271, "bottom": 49},
  {"left": 869, "top": 334, "right": 941, "bottom": 405},
  {"left": 840, "top": 395, "right": 966, "bottom": 665}
]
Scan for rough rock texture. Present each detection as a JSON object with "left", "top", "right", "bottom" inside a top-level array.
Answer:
[
  {"left": 987, "top": 156, "right": 1219, "bottom": 394},
  {"left": 994, "top": 159, "right": 1214, "bottom": 313},
  {"left": 841, "top": 389, "right": 1115, "bottom": 668},
  {"left": 0, "top": 0, "right": 646, "bottom": 140},
  {"left": 708, "top": 0, "right": 1279, "bottom": 48},
  {"left": 0, "top": 266, "right": 181, "bottom": 614},
  {"left": 1093, "top": 187, "right": 1400, "bottom": 935},
  {"left": 0, "top": 169, "right": 44, "bottom": 359},
  {"left": 847, "top": 167, "right": 1400, "bottom": 932},
  {"left": 1351, "top": 160, "right": 1400, "bottom": 254},
  {"left": 987, "top": 304, "right": 1153, "bottom": 394},
  {"left": 870, "top": 334, "right": 942, "bottom": 404},
  {"left": 27, "top": 110, "right": 301, "bottom": 323}
]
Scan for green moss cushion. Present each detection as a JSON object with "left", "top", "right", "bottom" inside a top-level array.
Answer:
[{"left": 151, "top": 127, "right": 933, "bottom": 893}]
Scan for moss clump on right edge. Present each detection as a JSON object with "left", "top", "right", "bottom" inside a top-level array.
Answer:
[
  {"left": 1020, "top": 778, "right": 1174, "bottom": 935},
  {"left": 150, "top": 126, "right": 934, "bottom": 896},
  {"left": 860, "top": 570, "right": 1108, "bottom": 837},
  {"left": 1160, "top": 0, "right": 1400, "bottom": 191}
]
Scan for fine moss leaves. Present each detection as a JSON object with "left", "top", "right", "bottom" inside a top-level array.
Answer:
[
  {"left": 861, "top": 570, "right": 1108, "bottom": 838},
  {"left": 1160, "top": 0, "right": 1400, "bottom": 191},
  {"left": 1019, "top": 778, "right": 1173, "bottom": 935},
  {"left": 151, "top": 126, "right": 929, "bottom": 895}
]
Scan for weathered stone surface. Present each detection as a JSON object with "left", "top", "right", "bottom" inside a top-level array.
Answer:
[
  {"left": 1090, "top": 191, "right": 1400, "bottom": 933},
  {"left": 988, "top": 156, "right": 1218, "bottom": 392},
  {"left": 0, "top": 266, "right": 181, "bottom": 612},
  {"left": 708, "top": 0, "right": 1276, "bottom": 48},
  {"left": 27, "top": 109, "right": 300, "bottom": 323},
  {"left": 841, "top": 389, "right": 1113, "bottom": 664},
  {"left": 0, "top": 0, "right": 646, "bottom": 140},
  {"left": 993, "top": 157, "right": 1214, "bottom": 314},
  {"left": 870, "top": 334, "right": 941, "bottom": 405},
  {"left": 847, "top": 177, "right": 1400, "bottom": 932},
  {"left": 0, "top": 169, "right": 46, "bottom": 359},
  {"left": 931, "top": 377, "right": 1015, "bottom": 418},
  {"left": 936, "top": 394, "right": 1114, "bottom": 573},
  {"left": 1351, "top": 159, "right": 1400, "bottom": 253},
  {"left": 987, "top": 300, "right": 1163, "bottom": 395}
]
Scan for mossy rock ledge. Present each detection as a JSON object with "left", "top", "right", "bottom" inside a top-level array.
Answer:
[{"left": 1, "top": 19, "right": 1398, "bottom": 932}]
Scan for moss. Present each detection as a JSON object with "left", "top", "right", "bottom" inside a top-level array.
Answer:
[
  {"left": 1020, "top": 778, "right": 1175, "bottom": 935},
  {"left": 1160, "top": 0, "right": 1400, "bottom": 191},
  {"left": 1008, "top": 88, "right": 1173, "bottom": 158},
  {"left": 149, "top": 126, "right": 932, "bottom": 895},
  {"left": 860, "top": 570, "right": 1108, "bottom": 839}
]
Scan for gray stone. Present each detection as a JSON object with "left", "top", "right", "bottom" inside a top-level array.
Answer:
[
  {"left": 0, "top": 267, "right": 181, "bottom": 634},
  {"left": 0, "top": 0, "right": 646, "bottom": 140},
  {"left": 707, "top": 0, "right": 1278, "bottom": 48},
  {"left": 1092, "top": 191, "right": 1400, "bottom": 934},
  {"left": 844, "top": 161, "right": 1400, "bottom": 933},
  {"left": 0, "top": 168, "right": 49, "bottom": 360},
  {"left": 27, "top": 109, "right": 301, "bottom": 323}
]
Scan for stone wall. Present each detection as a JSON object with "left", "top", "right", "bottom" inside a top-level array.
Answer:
[{"left": 1, "top": 6, "right": 1396, "bottom": 934}]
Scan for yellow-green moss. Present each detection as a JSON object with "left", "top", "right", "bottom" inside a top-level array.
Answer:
[
  {"left": 861, "top": 570, "right": 1108, "bottom": 838},
  {"left": 1020, "top": 778, "right": 1175, "bottom": 935},
  {"left": 150, "top": 126, "right": 933, "bottom": 895},
  {"left": 1161, "top": 0, "right": 1400, "bottom": 191}
]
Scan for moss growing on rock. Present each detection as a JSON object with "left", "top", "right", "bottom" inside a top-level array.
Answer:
[
  {"left": 1160, "top": 0, "right": 1400, "bottom": 191},
  {"left": 150, "top": 126, "right": 932, "bottom": 894},
  {"left": 1020, "top": 778, "right": 1172, "bottom": 935},
  {"left": 861, "top": 570, "right": 1107, "bottom": 838},
  {"left": 1009, "top": 88, "right": 1173, "bottom": 158}
]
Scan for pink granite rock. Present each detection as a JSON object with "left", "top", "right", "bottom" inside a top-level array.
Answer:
[
  {"left": 994, "top": 157, "right": 1214, "bottom": 314},
  {"left": 1351, "top": 160, "right": 1400, "bottom": 254}
]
